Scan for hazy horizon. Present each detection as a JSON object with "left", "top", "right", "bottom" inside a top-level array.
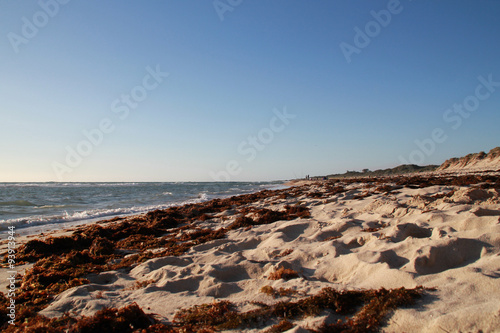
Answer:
[{"left": 2, "top": 1, "right": 499, "bottom": 182}]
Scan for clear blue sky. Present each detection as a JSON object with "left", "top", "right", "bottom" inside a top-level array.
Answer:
[{"left": 1, "top": 0, "right": 499, "bottom": 182}]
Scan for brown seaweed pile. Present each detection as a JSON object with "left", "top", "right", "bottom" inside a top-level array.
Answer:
[
  {"left": 0, "top": 285, "right": 432, "bottom": 333},
  {"left": 268, "top": 267, "right": 300, "bottom": 281},
  {"left": 172, "top": 286, "right": 429, "bottom": 333},
  {"left": 1, "top": 303, "right": 174, "bottom": 333}
]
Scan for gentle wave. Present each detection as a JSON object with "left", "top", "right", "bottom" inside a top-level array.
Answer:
[
  {"left": 35, "top": 204, "right": 71, "bottom": 209},
  {"left": 0, "top": 182, "right": 286, "bottom": 234},
  {"left": 0, "top": 182, "right": 141, "bottom": 188},
  {"left": 0, "top": 200, "right": 36, "bottom": 206},
  {"left": 0, "top": 193, "right": 212, "bottom": 230}
]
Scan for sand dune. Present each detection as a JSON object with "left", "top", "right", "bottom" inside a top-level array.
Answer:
[
  {"left": 24, "top": 175, "right": 499, "bottom": 332},
  {"left": 438, "top": 147, "right": 500, "bottom": 172}
]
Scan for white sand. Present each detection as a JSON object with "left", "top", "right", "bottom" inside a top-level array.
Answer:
[{"left": 37, "top": 180, "right": 500, "bottom": 332}]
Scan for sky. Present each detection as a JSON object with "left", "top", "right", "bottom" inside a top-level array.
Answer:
[{"left": 1, "top": 0, "right": 499, "bottom": 182}]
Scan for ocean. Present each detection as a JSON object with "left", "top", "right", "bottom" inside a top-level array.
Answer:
[{"left": 0, "top": 182, "right": 285, "bottom": 235}]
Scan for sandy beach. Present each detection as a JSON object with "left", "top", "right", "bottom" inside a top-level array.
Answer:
[
  {"left": 4, "top": 0, "right": 500, "bottom": 330},
  {"left": 1, "top": 172, "right": 500, "bottom": 332}
]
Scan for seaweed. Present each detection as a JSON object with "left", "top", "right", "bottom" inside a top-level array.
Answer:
[
  {"left": 264, "top": 320, "right": 294, "bottom": 333},
  {"left": 260, "top": 286, "right": 298, "bottom": 298},
  {"left": 70, "top": 303, "right": 153, "bottom": 333},
  {"left": 89, "top": 237, "right": 115, "bottom": 256},
  {"left": 394, "top": 174, "right": 500, "bottom": 188},
  {"left": 228, "top": 205, "right": 310, "bottom": 231},
  {"left": 275, "top": 249, "right": 294, "bottom": 258},
  {"left": 374, "top": 185, "right": 396, "bottom": 193},
  {"left": 284, "top": 205, "right": 311, "bottom": 219},
  {"left": 1, "top": 303, "right": 174, "bottom": 333},
  {"left": 226, "top": 216, "right": 254, "bottom": 230},
  {"left": 323, "top": 235, "right": 341, "bottom": 241},
  {"left": 361, "top": 224, "right": 386, "bottom": 233},
  {"left": 325, "top": 185, "right": 346, "bottom": 196},
  {"left": 19, "top": 236, "right": 89, "bottom": 261},
  {"left": 127, "top": 279, "right": 156, "bottom": 290},
  {"left": 318, "top": 287, "right": 429, "bottom": 332},
  {"left": 268, "top": 267, "right": 300, "bottom": 280},
  {"left": 353, "top": 192, "right": 372, "bottom": 200},
  {"left": 172, "top": 286, "right": 429, "bottom": 332},
  {"left": 173, "top": 301, "right": 238, "bottom": 329},
  {"left": 0, "top": 293, "right": 9, "bottom": 328}
]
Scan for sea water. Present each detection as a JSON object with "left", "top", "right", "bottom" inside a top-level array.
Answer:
[{"left": 0, "top": 182, "right": 285, "bottom": 235}]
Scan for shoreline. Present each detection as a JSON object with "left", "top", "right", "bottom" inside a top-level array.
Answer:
[
  {"left": 0, "top": 181, "right": 286, "bottom": 236},
  {"left": 1, "top": 172, "right": 500, "bottom": 332}
]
